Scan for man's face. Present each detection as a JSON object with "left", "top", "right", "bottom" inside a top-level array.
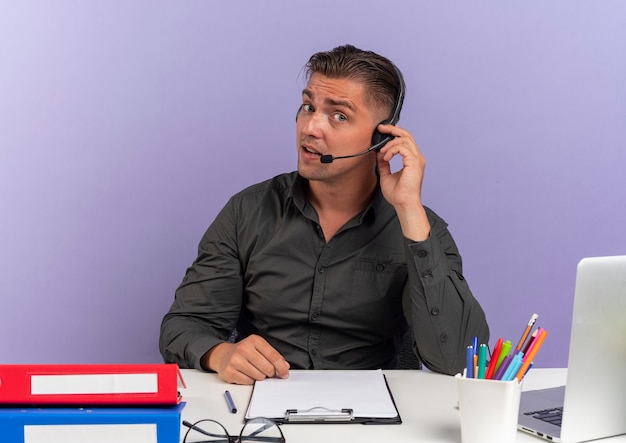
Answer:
[{"left": 296, "top": 74, "right": 381, "bottom": 182}]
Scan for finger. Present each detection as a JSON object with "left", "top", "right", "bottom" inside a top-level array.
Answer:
[
  {"left": 229, "top": 335, "right": 289, "bottom": 380},
  {"left": 220, "top": 349, "right": 280, "bottom": 385},
  {"left": 249, "top": 337, "right": 290, "bottom": 379},
  {"left": 376, "top": 123, "right": 413, "bottom": 139},
  {"left": 380, "top": 137, "right": 425, "bottom": 166},
  {"left": 271, "top": 356, "right": 290, "bottom": 379},
  {"left": 376, "top": 150, "right": 393, "bottom": 177},
  {"left": 377, "top": 125, "right": 421, "bottom": 156},
  {"left": 380, "top": 140, "right": 410, "bottom": 163},
  {"left": 221, "top": 367, "right": 256, "bottom": 385},
  {"left": 212, "top": 347, "right": 262, "bottom": 385}
]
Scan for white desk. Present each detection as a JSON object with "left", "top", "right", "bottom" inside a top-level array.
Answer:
[{"left": 179, "top": 369, "right": 626, "bottom": 442}]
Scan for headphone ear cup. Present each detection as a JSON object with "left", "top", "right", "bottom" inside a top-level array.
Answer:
[
  {"left": 371, "top": 119, "right": 392, "bottom": 147},
  {"left": 371, "top": 64, "right": 405, "bottom": 150},
  {"left": 371, "top": 129, "right": 383, "bottom": 146}
]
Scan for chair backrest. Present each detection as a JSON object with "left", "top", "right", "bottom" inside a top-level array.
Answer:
[{"left": 397, "top": 330, "right": 422, "bottom": 369}]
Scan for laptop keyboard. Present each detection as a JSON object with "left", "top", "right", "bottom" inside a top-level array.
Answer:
[{"left": 524, "top": 407, "right": 563, "bottom": 427}]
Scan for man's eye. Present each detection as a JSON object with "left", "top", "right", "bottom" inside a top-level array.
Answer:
[
  {"left": 302, "top": 104, "right": 314, "bottom": 112},
  {"left": 333, "top": 113, "right": 347, "bottom": 123}
]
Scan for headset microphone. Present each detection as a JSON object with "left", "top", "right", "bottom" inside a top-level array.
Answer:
[
  {"left": 319, "top": 64, "right": 405, "bottom": 164},
  {"left": 319, "top": 136, "right": 393, "bottom": 164}
]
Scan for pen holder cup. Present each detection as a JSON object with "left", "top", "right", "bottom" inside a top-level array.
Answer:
[{"left": 455, "top": 372, "right": 522, "bottom": 443}]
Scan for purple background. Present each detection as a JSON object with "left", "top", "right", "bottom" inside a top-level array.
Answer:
[{"left": 1, "top": 1, "right": 624, "bottom": 368}]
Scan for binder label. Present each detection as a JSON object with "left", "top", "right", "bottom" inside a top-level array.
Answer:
[
  {"left": 31, "top": 374, "right": 158, "bottom": 395},
  {"left": 25, "top": 424, "right": 158, "bottom": 443}
]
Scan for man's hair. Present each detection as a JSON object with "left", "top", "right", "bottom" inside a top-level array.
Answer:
[{"left": 304, "top": 44, "right": 402, "bottom": 119}]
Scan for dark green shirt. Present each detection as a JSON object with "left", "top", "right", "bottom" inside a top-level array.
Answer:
[{"left": 159, "top": 172, "right": 489, "bottom": 374}]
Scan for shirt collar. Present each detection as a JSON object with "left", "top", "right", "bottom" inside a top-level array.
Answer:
[
  {"left": 287, "top": 173, "right": 391, "bottom": 225},
  {"left": 287, "top": 173, "right": 309, "bottom": 212}
]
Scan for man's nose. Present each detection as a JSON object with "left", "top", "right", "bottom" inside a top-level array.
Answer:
[{"left": 300, "top": 111, "right": 325, "bottom": 138}]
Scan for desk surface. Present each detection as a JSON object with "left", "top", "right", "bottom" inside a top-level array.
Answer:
[{"left": 179, "top": 368, "right": 626, "bottom": 443}]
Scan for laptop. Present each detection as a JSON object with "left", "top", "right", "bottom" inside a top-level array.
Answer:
[{"left": 518, "top": 255, "right": 626, "bottom": 442}]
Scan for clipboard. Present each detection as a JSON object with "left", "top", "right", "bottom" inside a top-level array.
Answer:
[{"left": 244, "top": 370, "right": 401, "bottom": 424}]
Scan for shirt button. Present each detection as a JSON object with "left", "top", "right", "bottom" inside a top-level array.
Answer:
[
  {"left": 439, "top": 334, "right": 448, "bottom": 342},
  {"left": 311, "top": 349, "right": 317, "bottom": 356},
  {"left": 375, "top": 263, "right": 385, "bottom": 271},
  {"left": 431, "top": 307, "right": 440, "bottom": 315},
  {"left": 318, "top": 266, "right": 326, "bottom": 273},
  {"left": 422, "top": 270, "right": 433, "bottom": 278},
  {"left": 417, "top": 250, "right": 428, "bottom": 258}
]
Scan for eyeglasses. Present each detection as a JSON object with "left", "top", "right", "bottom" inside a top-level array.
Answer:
[{"left": 182, "top": 417, "right": 286, "bottom": 443}]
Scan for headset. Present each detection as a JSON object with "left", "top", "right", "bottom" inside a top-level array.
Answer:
[{"left": 299, "top": 64, "right": 405, "bottom": 164}]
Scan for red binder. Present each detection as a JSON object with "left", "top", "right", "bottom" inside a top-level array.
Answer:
[{"left": 0, "top": 364, "right": 185, "bottom": 405}]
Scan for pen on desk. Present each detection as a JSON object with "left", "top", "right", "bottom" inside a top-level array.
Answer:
[
  {"left": 224, "top": 390, "right": 237, "bottom": 414},
  {"left": 516, "top": 313, "right": 539, "bottom": 352},
  {"left": 485, "top": 338, "right": 503, "bottom": 379}
]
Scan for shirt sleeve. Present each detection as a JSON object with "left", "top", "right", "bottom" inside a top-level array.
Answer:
[
  {"left": 159, "top": 198, "right": 243, "bottom": 370},
  {"left": 402, "top": 208, "right": 490, "bottom": 375}
]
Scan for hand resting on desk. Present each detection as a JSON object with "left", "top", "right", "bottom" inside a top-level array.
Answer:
[{"left": 203, "top": 334, "right": 290, "bottom": 385}]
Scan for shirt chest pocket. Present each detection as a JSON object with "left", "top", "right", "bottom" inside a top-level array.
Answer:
[{"left": 351, "top": 260, "right": 407, "bottom": 302}]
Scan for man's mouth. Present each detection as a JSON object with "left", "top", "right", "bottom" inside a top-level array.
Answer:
[{"left": 302, "top": 145, "right": 322, "bottom": 157}]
